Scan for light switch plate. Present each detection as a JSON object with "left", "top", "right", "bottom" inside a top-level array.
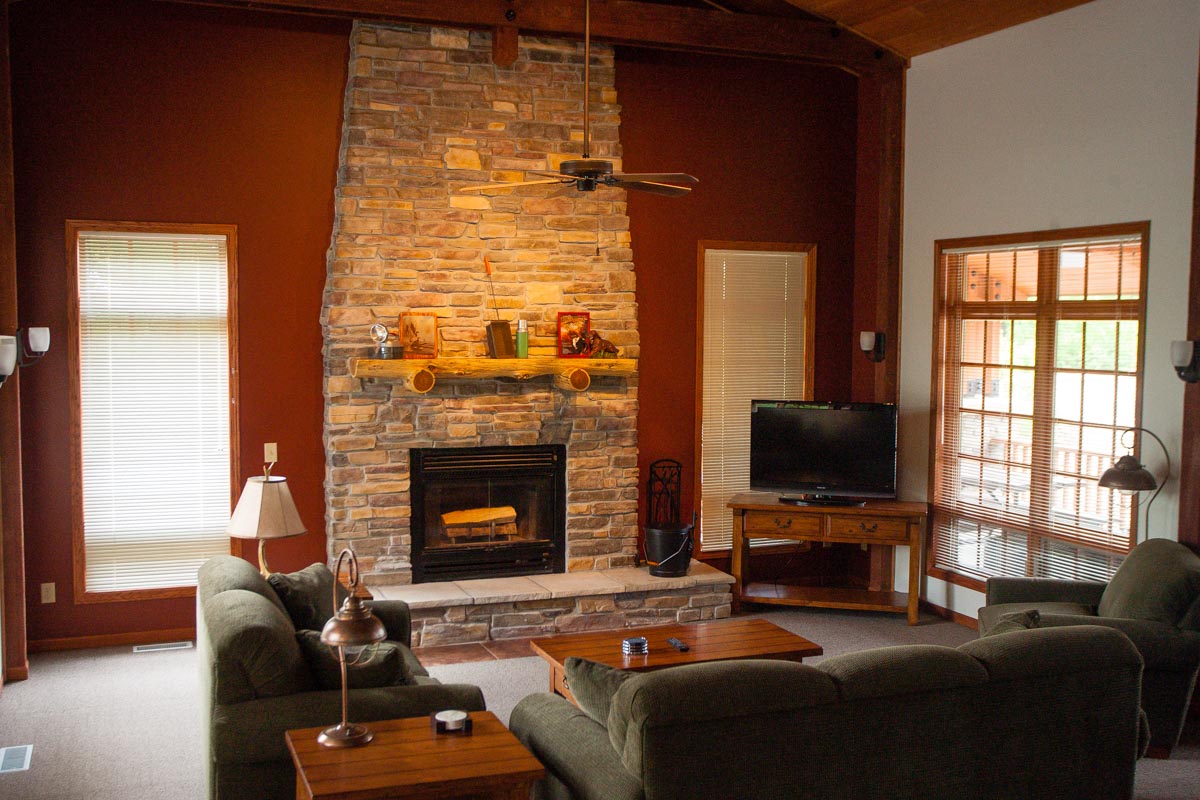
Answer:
[
  {"left": 264, "top": 442, "right": 278, "bottom": 463},
  {"left": 41, "top": 582, "right": 55, "bottom": 604}
]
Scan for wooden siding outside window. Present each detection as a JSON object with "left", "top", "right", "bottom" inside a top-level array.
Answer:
[
  {"left": 67, "top": 221, "right": 239, "bottom": 603},
  {"left": 928, "top": 222, "right": 1149, "bottom": 590}
]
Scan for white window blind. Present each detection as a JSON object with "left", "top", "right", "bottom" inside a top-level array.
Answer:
[
  {"left": 700, "top": 248, "right": 809, "bottom": 551},
  {"left": 76, "top": 230, "right": 232, "bottom": 593},
  {"left": 931, "top": 227, "right": 1146, "bottom": 585}
]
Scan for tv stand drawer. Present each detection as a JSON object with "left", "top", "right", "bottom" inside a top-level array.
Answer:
[
  {"left": 744, "top": 511, "right": 821, "bottom": 536},
  {"left": 827, "top": 516, "right": 908, "bottom": 543}
]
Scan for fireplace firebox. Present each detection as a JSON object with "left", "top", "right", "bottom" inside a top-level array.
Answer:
[{"left": 410, "top": 444, "right": 567, "bottom": 583}]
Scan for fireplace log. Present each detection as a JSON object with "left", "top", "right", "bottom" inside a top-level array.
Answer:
[
  {"left": 441, "top": 506, "right": 518, "bottom": 528},
  {"left": 554, "top": 368, "right": 591, "bottom": 392}
]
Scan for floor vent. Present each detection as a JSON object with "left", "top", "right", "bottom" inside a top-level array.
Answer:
[
  {"left": 132, "top": 641, "right": 193, "bottom": 654},
  {"left": 0, "top": 745, "right": 32, "bottom": 773}
]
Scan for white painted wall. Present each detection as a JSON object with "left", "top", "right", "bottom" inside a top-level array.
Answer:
[{"left": 900, "top": 0, "right": 1200, "bottom": 618}]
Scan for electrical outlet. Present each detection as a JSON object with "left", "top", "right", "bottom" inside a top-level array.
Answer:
[
  {"left": 40, "top": 583, "right": 55, "bottom": 604},
  {"left": 264, "top": 442, "right": 278, "bottom": 463}
]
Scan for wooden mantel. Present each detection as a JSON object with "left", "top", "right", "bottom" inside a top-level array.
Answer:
[{"left": 351, "top": 356, "right": 637, "bottom": 393}]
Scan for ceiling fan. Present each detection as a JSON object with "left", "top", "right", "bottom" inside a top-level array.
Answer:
[{"left": 462, "top": 0, "right": 698, "bottom": 198}]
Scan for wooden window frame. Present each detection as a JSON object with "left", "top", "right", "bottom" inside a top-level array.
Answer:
[
  {"left": 926, "top": 221, "right": 1149, "bottom": 592},
  {"left": 693, "top": 240, "right": 817, "bottom": 557},
  {"left": 67, "top": 220, "right": 240, "bottom": 604}
]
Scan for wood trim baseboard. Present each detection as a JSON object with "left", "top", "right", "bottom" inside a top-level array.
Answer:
[
  {"left": 27, "top": 627, "right": 196, "bottom": 653},
  {"left": 919, "top": 598, "right": 978, "bottom": 630}
]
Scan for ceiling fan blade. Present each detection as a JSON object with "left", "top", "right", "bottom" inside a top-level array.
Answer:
[
  {"left": 612, "top": 180, "right": 693, "bottom": 197},
  {"left": 460, "top": 178, "right": 569, "bottom": 192},
  {"left": 611, "top": 172, "right": 699, "bottom": 185}
]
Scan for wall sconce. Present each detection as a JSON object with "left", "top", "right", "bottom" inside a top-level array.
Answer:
[
  {"left": 859, "top": 331, "right": 886, "bottom": 363},
  {"left": 0, "top": 327, "right": 51, "bottom": 387},
  {"left": 1170, "top": 340, "right": 1199, "bottom": 383},
  {"left": 1098, "top": 427, "right": 1169, "bottom": 541}
]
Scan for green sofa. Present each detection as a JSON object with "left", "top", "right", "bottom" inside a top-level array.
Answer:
[
  {"left": 510, "top": 626, "right": 1145, "bottom": 800},
  {"left": 978, "top": 537, "right": 1200, "bottom": 756},
  {"left": 197, "top": 555, "right": 486, "bottom": 800}
]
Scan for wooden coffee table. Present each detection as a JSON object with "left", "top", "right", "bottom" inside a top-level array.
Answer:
[
  {"left": 286, "top": 711, "right": 543, "bottom": 799},
  {"left": 530, "top": 617, "right": 822, "bottom": 704}
]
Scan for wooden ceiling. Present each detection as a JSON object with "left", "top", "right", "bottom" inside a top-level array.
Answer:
[{"left": 640, "top": 0, "right": 1097, "bottom": 58}]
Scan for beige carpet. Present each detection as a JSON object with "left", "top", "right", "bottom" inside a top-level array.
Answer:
[{"left": 0, "top": 607, "right": 1194, "bottom": 799}]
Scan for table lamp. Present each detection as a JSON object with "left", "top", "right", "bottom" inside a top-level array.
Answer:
[
  {"left": 318, "top": 548, "right": 387, "bottom": 748},
  {"left": 226, "top": 464, "right": 307, "bottom": 576}
]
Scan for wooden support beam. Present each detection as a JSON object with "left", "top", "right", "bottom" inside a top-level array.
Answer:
[
  {"left": 157, "top": 0, "right": 906, "bottom": 74},
  {"left": 492, "top": 24, "right": 518, "bottom": 67}
]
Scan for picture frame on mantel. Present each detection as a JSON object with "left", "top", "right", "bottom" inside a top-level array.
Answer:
[
  {"left": 557, "top": 312, "right": 590, "bottom": 358},
  {"left": 399, "top": 312, "right": 438, "bottom": 359}
]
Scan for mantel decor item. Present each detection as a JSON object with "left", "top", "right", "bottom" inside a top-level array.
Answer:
[
  {"left": 226, "top": 462, "right": 307, "bottom": 577},
  {"left": 369, "top": 323, "right": 398, "bottom": 359},
  {"left": 399, "top": 312, "right": 438, "bottom": 359},
  {"left": 1097, "top": 426, "right": 1170, "bottom": 540},
  {"left": 557, "top": 311, "right": 591, "bottom": 358},
  {"left": 318, "top": 547, "right": 388, "bottom": 748},
  {"left": 483, "top": 256, "right": 514, "bottom": 358}
]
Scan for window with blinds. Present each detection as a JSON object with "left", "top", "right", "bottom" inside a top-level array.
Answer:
[
  {"left": 69, "top": 223, "right": 236, "bottom": 598},
  {"left": 699, "top": 244, "right": 814, "bottom": 552},
  {"left": 930, "top": 223, "right": 1148, "bottom": 586}
]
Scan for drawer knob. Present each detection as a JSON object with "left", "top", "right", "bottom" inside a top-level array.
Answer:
[
  {"left": 773, "top": 517, "right": 793, "bottom": 529},
  {"left": 860, "top": 522, "right": 878, "bottom": 533}
]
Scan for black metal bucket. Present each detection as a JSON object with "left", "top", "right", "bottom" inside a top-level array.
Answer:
[{"left": 644, "top": 523, "right": 693, "bottom": 578}]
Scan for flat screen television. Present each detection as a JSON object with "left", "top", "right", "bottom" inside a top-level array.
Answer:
[{"left": 750, "top": 400, "right": 898, "bottom": 505}]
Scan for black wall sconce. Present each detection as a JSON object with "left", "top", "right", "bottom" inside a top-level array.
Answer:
[
  {"left": 1170, "top": 339, "right": 1199, "bottom": 383},
  {"left": 859, "top": 331, "right": 886, "bottom": 363}
]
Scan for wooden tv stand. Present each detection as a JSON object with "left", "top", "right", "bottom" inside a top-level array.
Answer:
[{"left": 728, "top": 493, "right": 927, "bottom": 625}]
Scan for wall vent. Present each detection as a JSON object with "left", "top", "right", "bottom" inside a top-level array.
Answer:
[
  {"left": 132, "top": 641, "right": 193, "bottom": 653},
  {"left": 0, "top": 745, "right": 32, "bottom": 773}
]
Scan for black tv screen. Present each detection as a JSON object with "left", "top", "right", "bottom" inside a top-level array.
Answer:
[{"left": 750, "top": 401, "right": 898, "bottom": 502}]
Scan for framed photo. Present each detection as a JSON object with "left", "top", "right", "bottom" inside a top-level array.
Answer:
[
  {"left": 557, "top": 311, "right": 591, "bottom": 358},
  {"left": 399, "top": 312, "right": 438, "bottom": 359}
]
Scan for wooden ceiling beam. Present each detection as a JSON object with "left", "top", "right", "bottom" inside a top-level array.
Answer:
[{"left": 157, "top": 0, "right": 907, "bottom": 73}]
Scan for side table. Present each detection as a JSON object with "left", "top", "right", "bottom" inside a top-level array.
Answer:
[{"left": 286, "top": 711, "right": 544, "bottom": 799}]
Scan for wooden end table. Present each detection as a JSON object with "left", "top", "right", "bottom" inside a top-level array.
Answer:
[
  {"left": 529, "top": 617, "right": 822, "bottom": 704},
  {"left": 286, "top": 711, "right": 543, "bottom": 800}
]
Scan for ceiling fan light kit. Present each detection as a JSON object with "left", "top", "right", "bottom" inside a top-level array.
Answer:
[{"left": 461, "top": 0, "right": 697, "bottom": 198}]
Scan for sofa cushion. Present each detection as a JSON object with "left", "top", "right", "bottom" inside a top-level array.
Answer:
[
  {"left": 819, "top": 644, "right": 989, "bottom": 700},
  {"left": 1098, "top": 538, "right": 1200, "bottom": 625},
  {"left": 564, "top": 657, "right": 634, "bottom": 726},
  {"left": 203, "top": 589, "right": 315, "bottom": 705},
  {"left": 268, "top": 563, "right": 349, "bottom": 632},
  {"left": 295, "top": 630, "right": 415, "bottom": 690},
  {"left": 987, "top": 609, "right": 1041, "bottom": 635},
  {"left": 197, "top": 555, "right": 288, "bottom": 615}
]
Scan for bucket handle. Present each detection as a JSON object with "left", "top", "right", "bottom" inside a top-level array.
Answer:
[{"left": 646, "top": 512, "right": 696, "bottom": 566}]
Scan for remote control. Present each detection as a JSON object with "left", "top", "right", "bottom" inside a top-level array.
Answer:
[{"left": 666, "top": 637, "right": 689, "bottom": 652}]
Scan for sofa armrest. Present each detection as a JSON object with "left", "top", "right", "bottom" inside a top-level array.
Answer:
[
  {"left": 1036, "top": 614, "right": 1200, "bottom": 672},
  {"left": 370, "top": 599, "right": 413, "bottom": 646},
  {"left": 986, "top": 577, "right": 1106, "bottom": 607},
  {"left": 510, "top": 693, "right": 643, "bottom": 800},
  {"left": 212, "top": 682, "right": 485, "bottom": 764}
]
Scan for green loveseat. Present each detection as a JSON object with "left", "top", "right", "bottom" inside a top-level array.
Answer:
[
  {"left": 197, "top": 555, "right": 486, "bottom": 800},
  {"left": 510, "top": 626, "right": 1145, "bottom": 800},
  {"left": 978, "top": 537, "right": 1200, "bottom": 756}
]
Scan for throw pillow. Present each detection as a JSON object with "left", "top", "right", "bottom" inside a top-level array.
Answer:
[
  {"left": 268, "top": 563, "right": 349, "bottom": 631},
  {"left": 295, "top": 629, "right": 414, "bottom": 690},
  {"left": 565, "top": 657, "right": 634, "bottom": 726},
  {"left": 988, "top": 609, "right": 1041, "bottom": 635}
]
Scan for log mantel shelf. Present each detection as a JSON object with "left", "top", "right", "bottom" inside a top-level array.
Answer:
[{"left": 351, "top": 356, "right": 637, "bottom": 393}]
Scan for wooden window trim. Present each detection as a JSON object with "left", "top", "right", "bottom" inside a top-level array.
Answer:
[
  {"left": 925, "top": 221, "right": 1150, "bottom": 588},
  {"left": 67, "top": 220, "right": 240, "bottom": 604}
]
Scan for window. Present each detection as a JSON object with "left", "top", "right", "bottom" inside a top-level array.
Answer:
[
  {"left": 698, "top": 243, "right": 815, "bottom": 552},
  {"left": 929, "top": 223, "right": 1148, "bottom": 586},
  {"left": 69, "top": 222, "right": 238, "bottom": 600}
]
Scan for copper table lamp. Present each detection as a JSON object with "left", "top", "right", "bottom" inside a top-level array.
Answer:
[{"left": 318, "top": 548, "right": 387, "bottom": 748}]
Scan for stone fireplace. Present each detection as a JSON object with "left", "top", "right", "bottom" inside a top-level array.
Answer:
[{"left": 321, "top": 22, "right": 641, "bottom": 586}]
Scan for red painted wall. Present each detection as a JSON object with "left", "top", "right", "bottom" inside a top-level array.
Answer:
[
  {"left": 10, "top": 0, "right": 349, "bottom": 642},
  {"left": 617, "top": 49, "right": 859, "bottom": 531}
]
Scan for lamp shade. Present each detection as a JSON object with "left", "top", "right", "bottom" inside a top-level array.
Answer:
[
  {"left": 0, "top": 336, "right": 15, "bottom": 378},
  {"left": 226, "top": 475, "right": 307, "bottom": 540},
  {"left": 1098, "top": 454, "right": 1159, "bottom": 493}
]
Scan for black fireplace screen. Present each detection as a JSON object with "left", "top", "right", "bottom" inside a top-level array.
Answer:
[{"left": 410, "top": 445, "right": 566, "bottom": 582}]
